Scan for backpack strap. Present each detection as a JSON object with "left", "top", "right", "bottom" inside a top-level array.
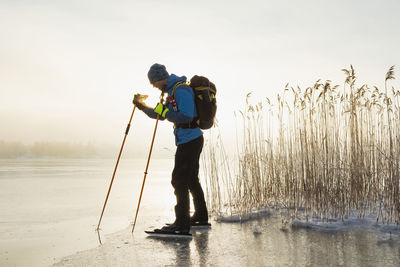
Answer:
[
  {"left": 169, "top": 81, "right": 189, "bottom": 110},
  {"left": 171, "top": 81, "right": 188, "bottom": 97},
  {"left": 192, "top": 86, "right": 216, "bottom": 101},
  {"left": 194, "top": 86, "right": 216, "bottom": 94},
  {"left": 171, "top": 81, "right": 198, "bottom": 129}
]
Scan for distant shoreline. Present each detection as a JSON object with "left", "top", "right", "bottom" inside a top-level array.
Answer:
[{"left": 0, "top": 140, "right": 172, "bottom": 159}]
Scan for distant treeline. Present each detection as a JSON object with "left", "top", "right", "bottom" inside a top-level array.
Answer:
[
  {"left": 0, "top": 140, "right": 101, "bottom": 158},
  {"left": 0, "top": 140, "right": 171, "bottom": 159}
]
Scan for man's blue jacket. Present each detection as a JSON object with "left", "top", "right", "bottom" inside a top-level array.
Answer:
[{"left": 142, "top": 74, "right": 203, "bottom": 145}]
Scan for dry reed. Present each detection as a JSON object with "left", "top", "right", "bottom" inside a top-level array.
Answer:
[{"left": 202, "top": 66, "right": 400, "bottom": 224}]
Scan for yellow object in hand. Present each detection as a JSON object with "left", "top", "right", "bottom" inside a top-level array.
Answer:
[{"left": 132, "top": 94, "right": 148, "bottom": 105}]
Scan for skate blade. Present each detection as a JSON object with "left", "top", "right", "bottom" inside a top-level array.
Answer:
[
  {"left": 191, "top": 223, "right": 211, "bottom": 228},
  {"left": 145, "top": 231, "right": 192, "bottom": 239},
  {"left": 165, "top": 223, "right": 211, "bottom": 228}
]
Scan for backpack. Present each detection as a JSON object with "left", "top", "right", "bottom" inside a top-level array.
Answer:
[{"left": 171, "top": 75, "right": 217, "bottom": 130}]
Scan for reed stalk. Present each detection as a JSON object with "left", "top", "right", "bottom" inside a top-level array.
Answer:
[{"left": 202, "top": 66, "right": 399, "bottom": 224}]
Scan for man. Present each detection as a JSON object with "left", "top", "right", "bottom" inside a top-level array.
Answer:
[{"left": 133, "top": 63, "right": 209, "bottom": 234}]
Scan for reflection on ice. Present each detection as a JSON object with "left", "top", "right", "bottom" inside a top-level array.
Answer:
[{"left": 56, "top": 213, "right": 400, "bottom": 267}]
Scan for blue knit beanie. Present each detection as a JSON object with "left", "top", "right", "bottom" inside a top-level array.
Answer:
[{"left": 147, "top": 63, "right": 169, "bottom": 83}]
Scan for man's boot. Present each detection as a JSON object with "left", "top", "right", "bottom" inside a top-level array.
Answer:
[{"left": 191, "top": 197, "right": 209, "bottom": 226}]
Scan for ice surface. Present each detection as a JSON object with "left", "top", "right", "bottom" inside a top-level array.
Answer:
[
  {"left": 1, "top": 159, "right": 400, "bottom": 267},
  {"left": 55, "top": 214, "right": 400, "bottom": 267}
]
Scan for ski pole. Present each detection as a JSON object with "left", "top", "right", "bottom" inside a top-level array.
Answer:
[
  {"left": 132, "top": 93, "right": 165, "bottom": 233},
  {"left": 131, "top": 113, "right": 160, "bottom": 233},
  {"left": 96, "top": 105, "right": 137, "bottom": 231}
]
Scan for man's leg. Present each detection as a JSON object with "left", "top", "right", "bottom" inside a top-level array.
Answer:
[
  {"left": 170, "top": 141, "right": 192, "bottom": 229},
  {"left": 187, "top": 136, "right": 209, "bottom": 223}
]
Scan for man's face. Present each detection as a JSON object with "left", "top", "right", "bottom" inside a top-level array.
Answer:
[{"left": 152, "top": 79, "right": 168, "bottom": 92}]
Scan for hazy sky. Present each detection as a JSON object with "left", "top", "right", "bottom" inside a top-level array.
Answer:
[{"left": 1, "top": 0, "right": 400, "bottom": 153}]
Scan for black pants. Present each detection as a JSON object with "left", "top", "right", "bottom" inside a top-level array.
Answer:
[{"left": 171, "top": 135, "right": 207, "bottom": 228}]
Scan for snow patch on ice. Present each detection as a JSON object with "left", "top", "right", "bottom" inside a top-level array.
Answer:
[
  {"left": 214, "top": 207, "right": 400, "bottom": 241},
  {"left": 215, "top": 207, "right": 272, "bottom": 222},
  {"left": 290, "top": 213, "right": 400, "bottom": 243}
]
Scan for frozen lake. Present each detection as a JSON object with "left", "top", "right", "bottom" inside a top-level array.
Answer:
[
  {"left": 0, "top": 158, "right": 177, "bottom": 266},
  {"left": 1, "top": 158, "right": 400, "bottom": 266}
]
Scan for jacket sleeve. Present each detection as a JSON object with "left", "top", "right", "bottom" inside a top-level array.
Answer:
[
  {"left": 139, "top": 105, "right": 166, "bottom": 120},
  {"left": 165, "top": 86, "right": 194, "bottom": 124}
]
